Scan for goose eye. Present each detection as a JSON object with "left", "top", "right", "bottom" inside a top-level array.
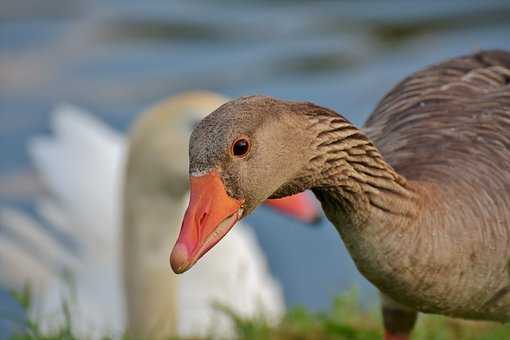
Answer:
[{"left": 232, "top": 138, "right": 250, "bottom": 157}]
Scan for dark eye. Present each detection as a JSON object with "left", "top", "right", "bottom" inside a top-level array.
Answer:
[{"left": 232, "top": 137, "right": 250, "bottom": 157}]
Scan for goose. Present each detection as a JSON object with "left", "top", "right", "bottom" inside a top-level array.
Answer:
[
  {"left": 0, "top": 91, "right": 319, "bottom": 338},
  {"left": 170, "top": 50, "right": 510, "bottom": 340}
]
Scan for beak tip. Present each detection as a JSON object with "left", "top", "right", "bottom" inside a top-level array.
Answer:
[{"left": 170, "top": 243, "right": 189, "bottom": 274}]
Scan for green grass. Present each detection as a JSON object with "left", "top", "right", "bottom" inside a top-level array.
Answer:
[
  {"left": 224, "top": 291, "right": 510, "bottom": 340},
  {"left": 9, "top": 285, "right": 77, "bottom": 340},
  {"left": 7, "top": 288, "right": 510, "bottom": 340}
]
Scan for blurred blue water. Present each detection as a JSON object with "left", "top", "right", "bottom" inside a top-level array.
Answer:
[
  {"left": 1, "top": 0, "right": 510, "bottom": 332},
  {"left": 0, "top": 289, "right": 26, "bottom": 339}
]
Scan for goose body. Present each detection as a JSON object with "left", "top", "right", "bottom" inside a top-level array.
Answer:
[
  {"left": 0, "top": 92, "right": 302, "bottom": 338},
  {"left": 360, "top": 50, "right": 510, "bottom": 320},
  {"left": 172, "top": 50, "right": 510, "bottom": 339}
]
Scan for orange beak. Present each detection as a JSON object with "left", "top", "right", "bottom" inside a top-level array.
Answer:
[
  {"left": 170, "top": 170, "right": 321, "bottom": 274},
  {"left": 170, "top": 170, "right": 243, "bottom": 273}
]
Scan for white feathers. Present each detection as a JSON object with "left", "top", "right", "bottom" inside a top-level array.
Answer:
[{"left": 29, "top": 104, "right": 125, "bottom": 250}]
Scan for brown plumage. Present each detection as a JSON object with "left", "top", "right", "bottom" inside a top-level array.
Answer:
[{"left": 175, "top": 50, "right": 510, "bottom": 339}]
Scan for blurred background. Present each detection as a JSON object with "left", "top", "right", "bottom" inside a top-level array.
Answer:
[{"left": 1, "top": 0, "right": 510, "bottom": 338}]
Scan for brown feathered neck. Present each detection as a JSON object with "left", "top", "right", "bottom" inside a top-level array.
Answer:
[
  {"left": 289, "top": 105, "right": 440, "bottom": 311},
  {"left": 292, "top": 105, "right": 422, "bottom": 232}
]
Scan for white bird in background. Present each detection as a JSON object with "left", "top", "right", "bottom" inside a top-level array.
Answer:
[
  {"left": 0, "top": 91, "right": 319, "bottom": 339},
  {"left": 0, "top": 105, "right": 126, "bottom": 338}
]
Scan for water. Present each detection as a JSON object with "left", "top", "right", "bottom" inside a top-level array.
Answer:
[{"left": 1, "top": 0, "right": 510, "bottom": 327}]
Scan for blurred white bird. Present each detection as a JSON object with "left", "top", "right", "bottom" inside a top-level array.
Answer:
[
  {"left": 0, "top": 104, "right": 127, "bottom": 338},
  {"left": 0, "top": 91, "right": 318, "bottom": 339}
]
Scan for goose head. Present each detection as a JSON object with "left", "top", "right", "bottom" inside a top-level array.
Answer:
[
  {"left": 125, "top": 93, "right": 319, "bottom": 273},
  {"left": 127, "top": 92, "right": 318, "bottom": 212},
  {"left": 171, "top": 96, "right": 322, "bottom": 273}
]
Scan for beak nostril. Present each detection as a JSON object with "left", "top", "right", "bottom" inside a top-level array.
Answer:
[{"left": 199, "top": 212, "right": 207, "bottom": 225}]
